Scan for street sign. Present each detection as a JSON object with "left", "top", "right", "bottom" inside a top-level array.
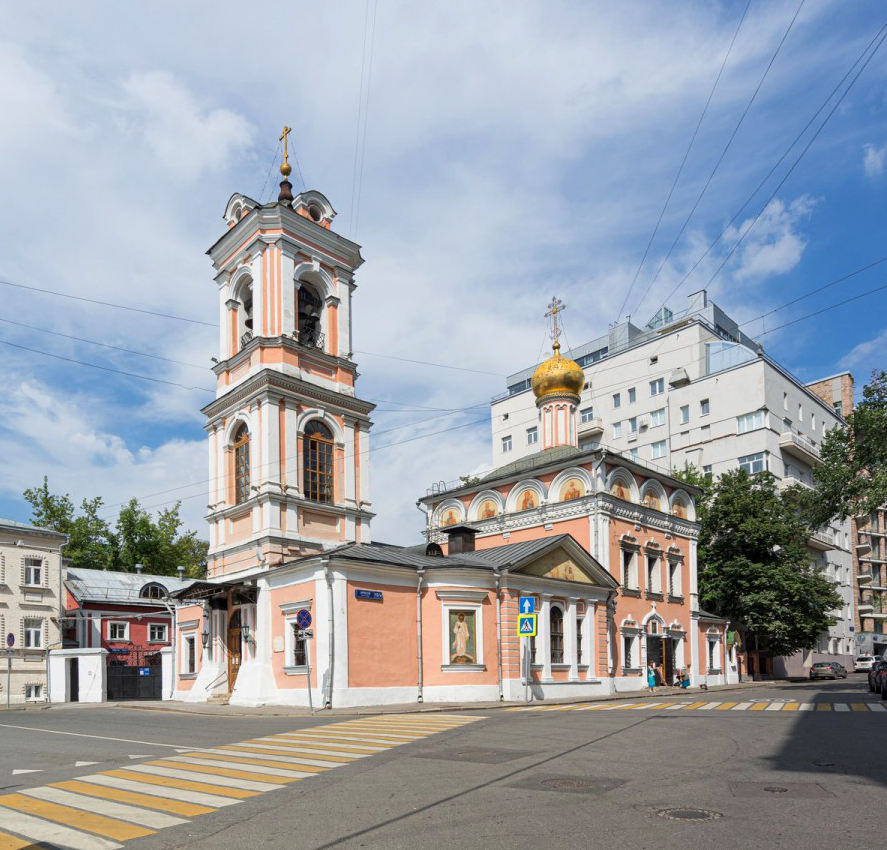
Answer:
[
  {"left": 517, "top": 614, "right": 537, "bottom": 637},
  {"left": 5, "top": 633, "right": 13, "bottom": 648},
  {"left": 138, "top": 667, "right": 150, "bottom": 677},
  {"left": 296, "top": 629, "right": 313, "bottom": 640},
  {"left": 518, "top": 597, "right": 535, "bottom": 615},
  {"left": 296, "top": 609, "right": 312, "bottom": 629},
  {"left": 355, "top": 589, "right": 383, "bottom": 601}
]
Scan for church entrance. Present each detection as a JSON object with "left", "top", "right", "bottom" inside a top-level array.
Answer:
[
  {"left": 227, "top": 610, "right": 242, "bottom": 693},
  {"left": 646, "top": 628, "right": 675, "bottom": 686}
]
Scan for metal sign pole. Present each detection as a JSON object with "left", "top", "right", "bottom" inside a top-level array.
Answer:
[
  {"left": 6, "top": 650, "right": 11, "bottom": 711},
  {"left": 299, "top": 627, "right": 314, "bottom": 716},
  {"left": 524, "top": 638, "right": 530, "bottom": 704}
]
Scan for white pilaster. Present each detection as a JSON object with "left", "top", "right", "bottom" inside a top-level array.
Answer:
[
  {"left": 566, "top": 597, "right": 578, "bottom": 680},
  {"left": 344, "top": 417, "right": 357, "bottom": 507},
  {"left": 280, "top": 247, "right": 297, "bottom": 336},
  {"left": 540, "top": 594, "right": 552, "bottom": 681}
]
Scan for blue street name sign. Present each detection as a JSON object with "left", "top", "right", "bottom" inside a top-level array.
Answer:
[
  {"left": 108, "top": 648, "right": 128, "bottom": 654},
  {"left": 355, "top": 589, "right": 384, "bottom": 601},
  {"left": 296, "top": 609, "right": 312, "bottom": 629},
  {"left": 5, "top": 633, "right": 14, "bottom": 648},
  {"left": 138, "top": 667, "right": 150, "bottom": 676},
  {"left": 519, "top": 597, "right": 535, "bottom": 615},
  {"left": 517, "top": 614, "right": 538, "bottom": 637}
]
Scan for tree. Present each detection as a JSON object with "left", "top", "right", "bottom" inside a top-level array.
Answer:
[
  {"left": 809, "top": 370, "right": 887, "bottom": 525},
  {"left": 695, "top": 469, "right": 840, "bottom": 657}
]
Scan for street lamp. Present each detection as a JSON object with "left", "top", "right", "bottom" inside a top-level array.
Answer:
[
  {"left": 201, "top": 630, "right": 210, "bottom": 649},
  {"left": 241, "top": 625, "right": 251, "bottom": 644}
]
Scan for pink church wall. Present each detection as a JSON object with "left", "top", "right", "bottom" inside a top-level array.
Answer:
[
  {"left": 269, "top": 581, "right": 317, "bottom": 690},
  {"left": 346, "top": 580, "right": 417, "bottom": 688},
  {"left": 176, "top": 603, "right": 204, "bottom": 691}
]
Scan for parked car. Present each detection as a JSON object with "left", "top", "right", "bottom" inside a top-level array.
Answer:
[
  {"left": 809, "top": 662, "right": 847, "bottom": 680},
  {"left": 868, "top": 660, "right": 887, "bottom": 692},
  {"left": 854, "top": 655, "right": 879, "bottom": 673}
]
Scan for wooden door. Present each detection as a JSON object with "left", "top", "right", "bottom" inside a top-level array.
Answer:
[{"left": 227, "top": 611, "right": 242, "bottom": 693}]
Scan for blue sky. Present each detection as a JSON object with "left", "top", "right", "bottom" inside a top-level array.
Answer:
[{"left": 0, "top": 0, "right": 885, "bottom": 544}]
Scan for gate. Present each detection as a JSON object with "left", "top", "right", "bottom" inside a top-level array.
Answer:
[{"left": 106, "top": 645, "right": 162, "bottom": 701}]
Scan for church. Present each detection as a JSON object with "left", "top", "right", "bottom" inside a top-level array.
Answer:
[{"left": 171, "top": 134, "right": 733, "bottom": 707}]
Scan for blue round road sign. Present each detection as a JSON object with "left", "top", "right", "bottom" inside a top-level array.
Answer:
[
  {"left": 296, "top": 610, "right": 312, "bottom": 629},
  {"left": 6, "top": 633, "right": 14, "bottom": 648}
]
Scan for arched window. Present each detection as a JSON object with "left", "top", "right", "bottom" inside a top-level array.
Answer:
[
  {"left": 303, "top": 420, "right": 334, "bottom": 503},
  {"left": 233, "top": 423, "right": 250, "bottom": 504},
  {"left": 297, "top": 283, "right": 323, "bottom": 349},
  {"left": 139, "top": 583, "right": 167, "bottom": 600},
  {"left": 235, "top": 279, "right": 254, "bottom": 349},
  {"left": 550, "top": 606, "right": 564, "bottom": 664}
]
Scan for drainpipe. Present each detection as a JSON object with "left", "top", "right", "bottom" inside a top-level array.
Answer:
[
  {"left": 494, "top": 568, "right": 504, "bottom": 701},
  {"left": 416, "top": 567, "right": 424, "bottom": 703},
  {"left": 163, "top": 597, "right": 177, "bottom": 700},
  {"left": 323, "top": 560, "right": 334, "bottom": 710}
]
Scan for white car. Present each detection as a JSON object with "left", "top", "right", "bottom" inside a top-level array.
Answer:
[{"left": 854, "top": 655, "right": 879, "bottom": 672}]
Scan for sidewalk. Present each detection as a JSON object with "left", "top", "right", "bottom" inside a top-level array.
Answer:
[{"left": 46, "top": 679, "right": 777, "bottom": 718}]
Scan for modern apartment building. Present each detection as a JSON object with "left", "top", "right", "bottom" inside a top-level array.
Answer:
[
  {"left": 0, "top": 518, "right": 67, "bottom": 704},
  {"left": 490, "top": 291, "right": 854, "bottom": 675},
  {"left": 807, "top": 371, "right": 887, "bottom": 658}
]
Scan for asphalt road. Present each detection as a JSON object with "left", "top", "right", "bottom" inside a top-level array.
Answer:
[{"left": 1, "top": 676, "right": 884, "bottom": 850}]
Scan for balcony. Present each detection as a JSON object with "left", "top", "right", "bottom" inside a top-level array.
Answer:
[
  {"left": 857, "top": 540, "right": 872, "bottom": 556},
  {"left": 858, "top": 569, "right": 873, "bottom": 584},
  {"left": 779, "top": 430, "right": 821, "bottom": 465},
  {"left": 808, "top": 529, "right": 835, "bottom": 551},
  {"left": 858, "top": 602, "right": 875, "bottom": 615},
  {"left": 778, "top": 475, "right": 813, "bottom": 491},
  {"left": 578, "top": 417, "right": 604, "bottom": 438}
]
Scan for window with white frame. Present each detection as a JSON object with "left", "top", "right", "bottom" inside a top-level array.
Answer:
[
  {"left": 737, "top": 410, "right": 765, "bottom": 433},
  {"left": 628, "top": 417, "right": 637, "bottom": 434},
  {"left": 833, "top": 400, "right": 842, "bottom": 416},
  {"left": 703, "top": 464, "right": 712, "bottom": 479},
  {"left": 526, "top": 427, "right": 538, "bottom": 445},
  {"left": 707, "top": 637, "right": 721, "bottom": 671},
  {"left": 679, "top": 405, "right": 689, "bottom": 424},
  {"left": 291, "top": 623, "right": 308, "bottom": 667},
  {"left": 576, "top": 615, "right": 584, "bottom": 666},
  {"left": 108, "top": 621, "right": 129, "bottom": 642},
  {"left": 23, "top": 557, "right": 42, "bottom": 586},
  {"left": 183, "top": 635, "right": 196, "bottom": 673},
  {"left": 628, "top": 387, "right": 636, "bottom": 404},
  {"left": 646, "top": 554, "right": 661, "bottom": 594},
  {"left": 501, "top": 435, "right": 512, "bottom": 453},
  {"left": 613, "top": 392, "right": 621, "bottom": 409},
  {"left": 549, "top": 606, "right": 564, "bottom": 665},
  {"left": 580, "top": 407, "right": 595, "bottom": 423},
  {"left": 700, "top": 398, "right": 710, "bottom": 416},
  {"left": 668, "top": 559, "right": 682, "bottom": 596},
  {"left": 798, "top": 404, "right": 803, "bottom": 422},
  {"left": 651, "top": 440, "right": 666, "bottom": 459},
  {"left": 623, "top": 634, "right": 637, "bottom": 669},
  {"left": 613, "top": 421, "right": 622, "bottom": 439},
  {"left": 621, "top": 548, "right": 638, "bottom": 589},
  {"left": 738, "top": 452, "right": 767, "bottom": 474},
  {"left": 650, "top": 378, "right": 664, "bottom": 396},
  {"left": 25, "top": 684, "right": 43, "bottom": 701},
  {"left": 149, "top": 623, "right": 168, "bottom": 643},
  {"left": 23, "top": 619, "right": 42, "bottom": 649},
  {"left": 650, "top": 408, "right": 665, "bottom": 427}
]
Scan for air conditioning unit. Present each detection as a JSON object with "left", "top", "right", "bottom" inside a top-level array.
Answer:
[{"left": 637, "top": 416, "right": 649, "bottom": 430}]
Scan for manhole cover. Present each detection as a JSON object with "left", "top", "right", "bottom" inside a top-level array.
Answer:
[
  {"left": 541, "top": 778, "right": 597, "bottom": 790},
  {"left": 657, "top": 808, "right": 722, "bottom": 821}
]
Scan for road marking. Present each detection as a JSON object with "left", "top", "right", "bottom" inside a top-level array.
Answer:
[
  {"left": 272, "top": 732, "right": 399, "bottom": 747},
  {"left": 867, "top": 703, "right": 886, "bottom": 711},
  {"left": 798, "top": 703, "right": 815, "bottom": 711},
  {"left": 219, "top": 745, "right": 354, "bottom": 765},
  {"left": 104, "top": 768, "right": 261, "bottom": 798},
  {"left": 782, "top": 703, "right": 800, "bottom": 711},
  {"left": 697, "top": 702, "right": 721, "bottom": 710},
  {"left": 9, "top": 771, "right": 40, "bottom": 776},
  {"left": 733, "top": 702, "right": 753, "bottom": 710},
  {"left": 80, "top": 774, "right": 240, "bottom": 808},
  {"left": 0, "top": 794, "right": 154, "bottom": 841},
  {"left": 833, "top": 704, "right": 850, "bottom": 712},
  {"left": 749, "top": 703, "right": 769, "bottom": 711},
  {"left": 234, "top": 741, "right": 372, "bottom": 759},
  {"left": 168, "top": 756, "right": 315, "bottom": 779},
  {"left": 715, "top": 702, "right": 738, "bottom": 710},
  {"left": 0, "top": 723, "right": 189, "bottom": 749},
  {"left": 76, "top": 761, "right": 100, "bottom": 767},
  {"left": 257, "top": 737, "right": 385, "bottom": 753},
  {"left": 127, "top": 763, "right": 284, "bottom": 792},
  {"left": 664, "top": 703, "right": 689, "bottom": 710},
  {"left": 765, "top": 703, "right": 784, "bottom": 711},
  {"left": 851, "top": 703, "right": 869, "bottom": 711},
  {"left": 0, "top": 829, "right": 36, "bottom": 850},
  {"left": 182, "top": 752, "right": 328, "bottom": 773},
  {"left": 0, "top": 805, "right": 122, "bottom": 850},
  {"left": 52, "top": 780, "right": 217, "bottom": 816},
  {"left": 21, "top": 786, "right": 187, "bottom": 829},
  {"left": 816, "top": 703, "right": 832, "bottom": 712},
  {"left": 681, "top": 702, "right": 709, "bottom": 710}
]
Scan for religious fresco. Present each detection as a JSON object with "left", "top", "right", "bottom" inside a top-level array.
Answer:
[
  {"left": 642, "top": 492, "right": 661, "bottom": 511},
  {"left": 519, "top": 490, "right": 538, "bottom": 511},
  {"left": 672, "top": 501, "right": 688, "bottom": 519},
  {"left": 449, "top": 610, "right": 476, "bottom": 664},
  {"left": 560, "top": 478, "right": 584, "bottom": 501},
  {"left": 478, "top": 499, "right": 498, "bottom": 519},
  {"left": 609, "top": 480, "right": 631, "bottom": 501},
  {"left": 441, "top": 509, "right": 459, "bottom": 527}
]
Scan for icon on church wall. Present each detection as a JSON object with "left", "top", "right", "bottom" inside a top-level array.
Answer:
[
  {"left": 478, "top": 499, "right": 498, "bottom": 519},
  {"left": 449, "top": 611, "right": 476, "bottom": 664},
  {"left": 519, "top": 490, "right": 538, "bottom": 511},
  {"left": 560, "top": 479, "right": 583, "bottom": 501},
  {"left": 672, "top": 501, "right": 688, "bottom": 519},
  {"left": 441, "top": 509, "right": 459, "bottom": 527},
  {"left": 642, "top": 492, "right": 661, "bottom": 511},
  {"left": 610, "top": 480, "right": 631, "bottom": 501}
]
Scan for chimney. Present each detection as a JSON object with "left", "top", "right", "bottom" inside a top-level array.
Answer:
[
  {"left": 177, "top": 566, "right": 185, "bottom": 580},
  {"left": 442, "top": 525, "right": 479, "bottom": 555},
  {"left": 134, "top": 563, "right": 144, "bottom": 574}
]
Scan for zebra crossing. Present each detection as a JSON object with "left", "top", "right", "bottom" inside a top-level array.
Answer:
[
  {"left": 511, "top": 699, "right": 887, "bottom": 713},
  {"left": 0, "top": 714, "right": 484, "bottom": 850}
]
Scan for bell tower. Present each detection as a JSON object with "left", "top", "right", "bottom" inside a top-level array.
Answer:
[{"left": 203, "top": 128, "right": 374, "bottom": 578}]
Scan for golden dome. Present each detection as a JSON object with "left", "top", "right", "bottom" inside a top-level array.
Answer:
[{"left": 531, "top": 343, "right": 584, "bottom": 403}]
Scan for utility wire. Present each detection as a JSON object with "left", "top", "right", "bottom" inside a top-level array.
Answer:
[
  {"left": 633, "top": 0, "right": 806, "bottom": 320},
  {"left": 614, "top": 0, "right": 751, "bottom": 324},
  {"left": 257, "top": 141, "right": 282, "bottom": 203},
  {"left": 352, "top": 0, "right": 378, "bottom": 238}
]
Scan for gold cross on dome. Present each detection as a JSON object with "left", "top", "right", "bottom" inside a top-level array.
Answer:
[
  {"left": 545, "top": 296, "right": 565, "bottom": 350},
  {"left": 279, "top": 126, "right": 292, "bottom": 177}
]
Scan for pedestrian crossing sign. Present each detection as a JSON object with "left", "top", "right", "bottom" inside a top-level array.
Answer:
[{"left": 518, "top": 614, "right": 537, "bottom": 637}]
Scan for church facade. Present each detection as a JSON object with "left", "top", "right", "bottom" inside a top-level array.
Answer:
[{"left": 171, "top": 144, "right": 733, "bottom": 708}]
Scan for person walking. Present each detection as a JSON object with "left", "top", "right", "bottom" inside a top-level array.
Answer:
[
  {"left": 647, "top": 661, "right": 656, "bottom": 694},
  {"left": 681, "top": 666, "right": 690, "bottom": 689}
]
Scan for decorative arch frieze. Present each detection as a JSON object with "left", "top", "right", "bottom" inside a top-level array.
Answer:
[
  {"left": 505, "top": 479, "right": 547, "bottom": 513},
  {"left": 468, "top": 489, "right": 505, "bottom": 522},
  {"left": 606, "top": 466, "right": 638, "bottom": 503},
  {"left": 549, "top": 467, "right": 593, "bottom": 503},
  {"left": 639, "top": 479, "right": 667, "bottom": 513},
  {"left": 434, "top": 499, "right": 466, "bottom": 529}
]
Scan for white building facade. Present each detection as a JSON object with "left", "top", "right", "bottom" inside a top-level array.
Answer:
[
  {"left": 0, "top": 518, "right": 67, "bottom": 704},
  {"left": 490, "top": 291, "right": 854, "bottom": 675}
]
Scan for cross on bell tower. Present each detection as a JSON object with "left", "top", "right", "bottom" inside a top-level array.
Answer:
[{"left": 545, "top": 296, "right": 565, "bottom": 352}]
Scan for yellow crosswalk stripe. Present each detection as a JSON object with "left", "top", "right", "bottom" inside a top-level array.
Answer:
[
  {"left": 185, "top": 752, "right": 329, "bottom": 773},
  {"left": 0, "top": 807, "right": 121, "bottom": 850},
  {"left": 52, "top": 780, "right": 215, "bottom": 817},
  {"left": 782, "top": 703, "right": 800, "bottom": 711},
  {"left": 0, "top": 830, "right": 37, "bottom": 850},
  {"left": 851, "top": 703, "right": 869, "bottom": 711},
  {"left": 258, "top": 737, "right": 386, "bottom": 753},
  {"left": 749, "top": 703, "right": 769, "bottom": 711},
  {"left": 0, "top": 794, "right": 154, "bottom": 841},
  {"left": 21, "top": 787, "right": 186, "bottom": 830},
  {"left": 816, "top": 703, "right": 832, "bottom": 712},
  {"left": 680, "top": 702, "right": 709, "bottom": 710},
  {"left": 715, "top": 703, "right": 738, "bottom": 709},
  {"left": 145, "top": 760, "right": 295, "bottom": 784},
  {"left": 102, "top": 769, "right": 258, "bottom": 799},
  {"left": 220, "top": 745, "right": 354, "bottom": 764},
  {"left": 170, "top": 755, "right": 316, "bottom": 777}
]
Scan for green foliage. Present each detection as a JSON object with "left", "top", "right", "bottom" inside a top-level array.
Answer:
[
  {"left": 809, "top": 370, "right": 887, "bottom": 524},
  {"left": 671, "top": 462, "right": 710, "bottom": 492},
  {"left": 696, "top": 469, "right": 840, "bottom": 657},
  {"left": 24, "top": 477, "right": 207, "bottom": 576}
]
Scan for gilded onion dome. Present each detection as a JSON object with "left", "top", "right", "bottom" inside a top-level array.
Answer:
[{"left": 531, "top": 342, "right": 584, "bottom": 404}]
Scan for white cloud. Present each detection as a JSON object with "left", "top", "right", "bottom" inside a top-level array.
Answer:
[
  {"left": 863, "top": 143, "right": 886, "bottom": 178},
  {"left": 839, "top": 328, "right": 887, "bottom": 369}
]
